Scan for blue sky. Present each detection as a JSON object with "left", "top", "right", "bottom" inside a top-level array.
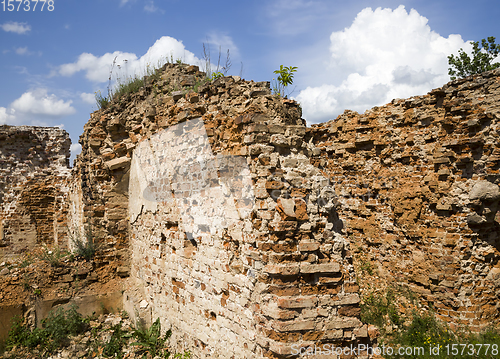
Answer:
[{"left": 1, "top": 0, "right": 499, "bottom": 161}]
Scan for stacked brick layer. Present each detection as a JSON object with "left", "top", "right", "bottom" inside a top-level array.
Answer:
[
  {"left": 0, "top": 125, "right": 71, "bottom": 258},
  {"left": 308, "top": 69, "right": 500, "bottom": 331}
]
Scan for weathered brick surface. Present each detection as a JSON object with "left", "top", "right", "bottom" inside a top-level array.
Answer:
[
  {"left": 308, "top": 69, "right": 500, "bottom": 332},
  {"left": 0, "top": 125, "right": 71, "bottom": 259},
  {"left": 63, "top": 65, "right": 500, "bottom": 357},
  {"left": 68, "top": 64, "right": 365, "bottom": 358}
]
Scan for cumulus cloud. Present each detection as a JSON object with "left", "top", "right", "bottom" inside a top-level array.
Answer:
[
  {"left": 0, "top": 107, "right": 15, "bottom": 125},
  {"left": 0, "top": 88, "right": 76, "bottom": 125},
  {"left": 80, "top": 92, "right": 96, "bottom": 105},
  {"left": 11, "top": 88, "right": 76, "bottom": 117},
  {"left": 1, "top": 21, "right": 31, "bottom": 34},
  {"left": 58, "top": 36, "right": 200, "bottom": 83},
  {"left": 295, "top": 6, "right": 468, "bottom": 124}
]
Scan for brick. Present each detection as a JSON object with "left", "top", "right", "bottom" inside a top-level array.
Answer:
[
  {"left": 273, "top": 319, "right": 316, "bottom": 332},
  {"left": 277, "top": 296, "right": 318, "bottom": 309},
  {"left": 106, "top": 156, "right": 131, "bottom": 170},
  {"left": 300, "top": 262, "right": 340, "bottom": 274},
  {"left": 298, "top": 242, "right": 320, "bottom": 252},
  {"left": 263, "top": 264, "right": 300, "bottom": 276}
]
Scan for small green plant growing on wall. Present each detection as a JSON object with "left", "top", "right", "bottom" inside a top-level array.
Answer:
[
  {"left": 6, "top": 305, "right": 87, "bottom": 355},
  {"left": 210, "top": 71, "right": 224, "bottom": 81},
  {"left": 272, "top": 65, "right": 298, "bottom": 98},
  {"left": 70, "top": 226, "right": 97, "bottom": 260},
  {"left": 37, "top": 245, "right": 68, "bottom": 267}
]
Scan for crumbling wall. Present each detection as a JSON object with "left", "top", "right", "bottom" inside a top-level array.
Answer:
[
  {"left": 72, "top": 63, "right": 500, "bottom": 357},
  {"left": 74, "top": 63, "right": 367, "bottom": 358},
  {"left": 0, "top": 125, "right": 71, "bottom": 259},
  {"left": 308, "top": 69, "right": 500, "bottom": 332}
]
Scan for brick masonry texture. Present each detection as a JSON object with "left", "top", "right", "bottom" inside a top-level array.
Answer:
[
  {"left": 308, "top": 70, "right": 500, "bottom": 332},
  {"left": 69, "top": 63, "right": 368, "bottom": 358},
  {"left": 0, "top": 125, "right": 71, "bottom": 258},
  {"left": 2, "top": 63, "right": 500, "bottom": 358}
]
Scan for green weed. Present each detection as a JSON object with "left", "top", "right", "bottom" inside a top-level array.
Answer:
[
  {"left": 201, "top": 42, "right": 231, "bottom": 80},
  {"left": 70, "top": 226, "right": 97, "bottom": 261},
  {"left": 6, "top": 305, "right": 87, "bottom": 355},
  {"left": 95, "top": 90, "right": 110, "bottom": 109},
  {"left": 272, "top": 65, "right": 297, "bottom": 98},
  {"left": 361, "top": 287, "right": 500, "bottom": 358},
  {"left": 37, "top": 245, "right": 69, "bottom": 267},
  {"left": 132, "top": 318, "right": 170, "bottom": 358},
  {"left": 102, "top": 322, "right": 132, "bottom": 358},
  {"left": 361, "top": 287, "right": 401, "bottom": 330}
]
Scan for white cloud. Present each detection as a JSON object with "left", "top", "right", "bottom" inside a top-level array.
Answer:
[
  {"left": 70, "top": 143, "right": 82, "bottom": 157},
  {"left": 1, "top": 21, "right": 31, "bottom": 34},
  {"left": 80, "top": 92, "right": 96, "bottom": 105},
  {"left": 12, "top": 46, "right": 40, "bottom": 56},
  {"left": 0, "top": 88, "right": 76, "bottom": 125},
  {"left": 295, "top": 6, "right": 469, "bottom": 124},
  {"left": 11, "top": 88, "right": 76, "bottom": 117},
  {"left": 0, "top": 107, "right": 15, "bottom": 125},
  {"left": 58, "top": 36, "right": 200, "bottom": 83}
]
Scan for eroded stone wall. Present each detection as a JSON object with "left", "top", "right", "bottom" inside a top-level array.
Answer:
[
  {"left": 0, "top": 125, "right": 71, "bottom": 259},
  {"left": 308, "top": 69, "right": 500, "bottom": 331},
  {"left": 73, "top": 63, "right": 367, "bottom": 358},
  {"left": 70, "top": 64, "right": 500, "bottom": 357}
]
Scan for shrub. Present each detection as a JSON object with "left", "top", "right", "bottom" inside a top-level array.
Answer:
[
  {"left": 362, "top": 287, "right": 500, "bottom": 358},
  {"left": 6, "top": 305, "right": 87, "bottom": 355},
  {"left": 448, "top": 36, "right": 500, "bottom": 80}
]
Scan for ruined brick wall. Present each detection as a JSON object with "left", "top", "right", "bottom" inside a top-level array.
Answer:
[
  {"left": 74, "top": 63, "right": 367, "bottom": 358},
  {"left": 72, "top": 63, "right": 500, "bottom": 357},
  {"left": 0, "top": 125, "right": 71, "bottom": 259},
  {"left": 308, "top": 69, "right": 500, "bottom": 332}
]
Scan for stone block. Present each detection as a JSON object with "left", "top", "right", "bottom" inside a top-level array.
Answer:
[
  {"left": 277, "top": 296, "right": 318, "bottom": 309},
  {"left": 300, "top": 262, "right": 340, "bottom": 274},
  {"left": 273, "top": 319, "right": 316, "bottom": 332},
  {"left": 106, "top": 156, "right": 131, "bottom": 171}
]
